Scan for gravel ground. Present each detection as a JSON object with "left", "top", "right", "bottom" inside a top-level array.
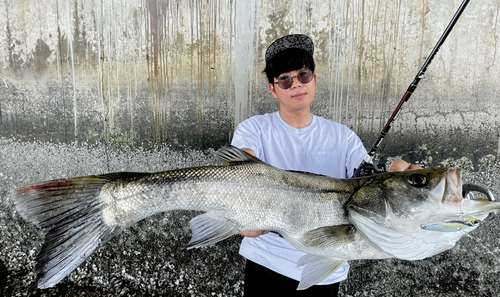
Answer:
[{"left": 1, "top": 137, "right": 499, "bottom": 296}]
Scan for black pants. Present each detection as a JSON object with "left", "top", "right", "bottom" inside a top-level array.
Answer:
[{"left": 244, "top": 259, "right": 340, "bottom": 297}]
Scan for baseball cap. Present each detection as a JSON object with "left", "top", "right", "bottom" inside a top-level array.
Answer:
[{"left": 264, "top": 34, "right": 314, "bottom": 63}]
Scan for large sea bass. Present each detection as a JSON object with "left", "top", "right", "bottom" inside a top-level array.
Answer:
[{"left": 13, "top": 145, "right": 500, "bottom": 290}]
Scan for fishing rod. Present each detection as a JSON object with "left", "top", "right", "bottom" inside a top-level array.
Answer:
[{"left": 354, "top": 0, "right": 471, "bottom": 178}]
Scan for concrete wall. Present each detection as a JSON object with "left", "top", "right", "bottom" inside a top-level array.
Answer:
[
  {"left": 1, "top": 0, "right": 499, "bottom": 157},
  {"left": 1, "top": 0, "right": 500, "bottom": 296}
]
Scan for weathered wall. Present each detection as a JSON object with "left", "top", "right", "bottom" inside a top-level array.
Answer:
[
  {"left": 0, "top": 0, "right": 499, "bottom": 157},
  {"left": 1, "top": 0, "right": 500, "bottom": 296}
]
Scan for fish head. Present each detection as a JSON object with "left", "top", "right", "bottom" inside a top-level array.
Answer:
[
  {"left": 347, "top": 168, "right": 499, "bottom": 260},
  {"left": 349, "top": 168, "right": 465, "bottom": 228}
]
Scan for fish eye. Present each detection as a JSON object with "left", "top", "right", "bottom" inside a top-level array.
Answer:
[{"left": 408, "top": 174, "right": 428, "bottom": 188}]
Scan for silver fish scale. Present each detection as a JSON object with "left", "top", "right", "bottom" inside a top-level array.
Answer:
[
  {"left": 100, "top": 162, "right": 356, "bottom": 238},
  {"left": 99, "top": 162, "right": 395, "bottom": 260}
]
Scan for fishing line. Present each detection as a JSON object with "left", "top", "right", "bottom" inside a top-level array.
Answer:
[{"left": 462, "top": 232, "right": 500, "bottom": 268}]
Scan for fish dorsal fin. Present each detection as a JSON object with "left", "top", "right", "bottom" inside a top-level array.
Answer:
[
  {"left": 296, "top": 255, "right": 346, "bottom": 290},
  {"left": 301, "top": 225, "right": 357, "bottom": 248},
  {"left": 215, "top": 145, "right": 266, "bottom": 165},
  {"left": 185, "top": 213, "right": 241, "bottom": 249}
]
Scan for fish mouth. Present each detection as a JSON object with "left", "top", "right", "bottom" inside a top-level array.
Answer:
[
  {"left": 442, "top": 169, "right": 496, "bottom": 204},
  {"left": 443, "top": 168, "right": 462, "bottom": 203},
  {"left": 427, "top": 168, "right": 462, "bottom": 204}
]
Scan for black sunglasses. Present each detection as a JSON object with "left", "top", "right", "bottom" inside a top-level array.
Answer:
[{"left": 273, "top": 69, "right": 314, "bottom": 90}]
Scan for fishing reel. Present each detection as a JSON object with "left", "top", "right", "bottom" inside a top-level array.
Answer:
[{"left": 353, "top": 162, "right": 387, "bottom": 178}]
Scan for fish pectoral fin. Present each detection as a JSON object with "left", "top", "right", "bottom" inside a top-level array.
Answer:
[
  {"left": 301, "top": 225, "right": 356, "bottom": 248},
  {"left": 186, "top": 213, "right": 240, "bottom": 249},
  {"left": 296, "top": 255, "right": 346, "bottom": 290}
]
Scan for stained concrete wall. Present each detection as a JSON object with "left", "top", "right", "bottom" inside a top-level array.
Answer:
[
  {"left": 1, "top": 0, "right": 500, "bottom": 296},
  {"left": 1, "top": 0, "right": 499, "bottom": 157}
]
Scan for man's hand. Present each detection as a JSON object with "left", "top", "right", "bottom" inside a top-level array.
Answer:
[
  {"left": 389, "top": 159, "right": 423, "bottom": 172},
  {"left": 240, "top": 230, "right": 270, "bottom": 237}
]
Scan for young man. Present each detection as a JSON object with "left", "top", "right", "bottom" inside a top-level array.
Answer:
[{"left": 231, "top": 34, "right": 419, "bottom": 296}]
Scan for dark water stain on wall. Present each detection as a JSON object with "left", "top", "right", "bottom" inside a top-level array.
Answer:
[
  {"left": 143, "top": 0, "right": 234, "bottom": 150},
  {"left": 30, "top": 39, "right": 52, "bottom": 72}
]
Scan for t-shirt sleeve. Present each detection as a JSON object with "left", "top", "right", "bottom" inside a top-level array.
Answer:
[
  {"left": 231, "top": 117, "right": 263, "bottom": 158},
  {"left": 345, "top": 130, "right": 367, "bottom": 177}
]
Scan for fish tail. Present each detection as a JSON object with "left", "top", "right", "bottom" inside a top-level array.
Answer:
[{"left": 13, "top": 175, "right": 124, "bottom": 289}]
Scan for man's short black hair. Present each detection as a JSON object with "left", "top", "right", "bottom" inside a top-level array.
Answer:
[{"left": 263, "top": 48, "right": 316, "bottom": 84}]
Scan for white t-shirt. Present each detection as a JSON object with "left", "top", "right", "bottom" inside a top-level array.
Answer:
[{"left": 231, "top": 111, "right": 367, "bottom": 284}]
